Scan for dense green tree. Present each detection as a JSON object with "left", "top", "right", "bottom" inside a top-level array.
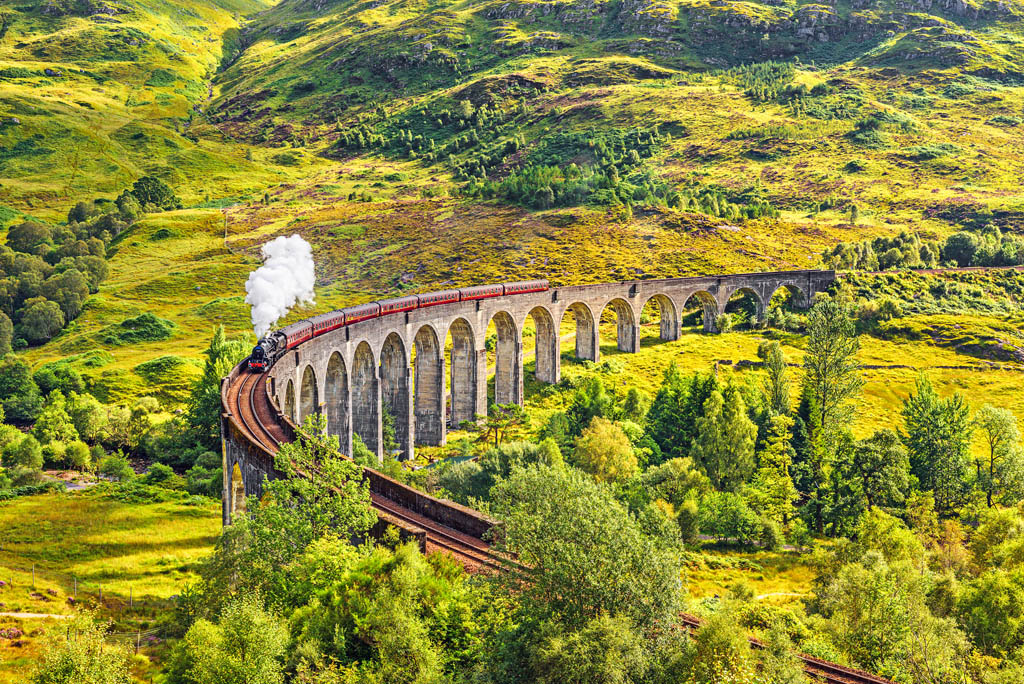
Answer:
[
  {"left": 484, "top": 403, "right": 529, "bottom": 447},
  {"left": 66, "top": 440, "right": 91, "bottom": 473},
  {"left": 0, "top": 354, "right": 42, "bottom": 422},
  {"left": 679, "top": 610, "right": 757, "bottom": 684},
  {"left": 531, "top": 613, "right": 648, "bottom": 684},
  {"left": 4, "top": 434, "right": 42, "bottom": 471},
  {"left": 189, "top": 413, "right": 375, "bottom": 617},
  {"left": 748, "top": 414, "right": 799, "bottom": 526},
  {"left": 289, "top": 541, "right": 481, "bottom": 682},
  {"left": 0, "top": 311, "right": 12, "bottom": 356},
  {"left": 565, "top": 377, "right": 614, "bottom": 437},
  {"left": 537, "top": 437, "right": 564, "bottom": 469},
  {"left": 7, "top": 221, "right": 52, "bottom": 254},
  {"left": 33, "top": 363, "right": 84, "bottom": 396},
  {"left": 802, "top": 296, "right": 863, "bottom": 450},
  {"left": 19, "top": 300, "right": 64, "bottom": 344},
  {"left": 758, "top": 340, "right": 791, "bottom": 415},
  {"left": 792, "top": 385, "right": 831, "bottom": 534},
  {"left": 489, "top": 464, "right": 681, "bottom": 632},
  {"left": 639, "top": 457, "right": 710, "bottom": 510},
  {"left": 620, "top": 387, "right": 649, "bottom": 422},
  {"left": 645, "top": 365, "right": 719, "bottom": 463},
  {"left": 536, "top": 411, "right": 573, "bottom": 456},
  {"left": 33, "top": 391, "right": 79, "bottom": 445},
  {"left": 168, "top": 595, "right": 288, "bottom": 684},
  {"left": 30, "top": 615, "right": 130, "bottom": 684},
  {"left": 757, "top": 622, "right": 808, "bottom": 684},
  {"left": 901, "top": 376, "right": 973, "bottom": 515},
  {"left": 67, "top": 392, "right": 109, "bottom": 442},
  {"left": 99, "top": 450, "right": 133, "bottom": 481},
  {"left": 943, "top": 231, "right": 978, "bottom": 267},
  {"left": 698, "top": 490, "right": 762, "bottom": 544},
  {"left": 123, "top": 175, "right": 180, "bottom": 211},
  {"left": 817, "top": 552, "right": 968, "bottom": 679},
  {"left": 975, "top": 404, "right": 1023, "bottom": 507},
  {"left": 40, "top": 268, "right": 89, "bottom": 321},
  {"left": 849, "top": 429, "right": 910, "bottom": 512},
  {"left": 956, "top": 568, "right": 1024, "bottom": 659},
  {"left": 572, "top": 417, "right": 637, "bottom": 483},
  {"left": 185, "top": 327, "right": 250, "bottom": 450},
  {"left": 690, "top": 386, "right": 757, "bottom": 491}
]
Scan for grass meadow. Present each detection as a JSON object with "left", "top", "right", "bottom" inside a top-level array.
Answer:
[{"left": 0, "top": 490, "right": 221, "bottom": 683}]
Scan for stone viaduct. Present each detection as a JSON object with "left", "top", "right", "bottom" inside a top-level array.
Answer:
[{"left": 259, "top": 269, "right": 835, "bottom": 463}]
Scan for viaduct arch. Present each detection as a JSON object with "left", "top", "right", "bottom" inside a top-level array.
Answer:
[{"left": 222, "top": 269, "right": 834, "bottom": 523}]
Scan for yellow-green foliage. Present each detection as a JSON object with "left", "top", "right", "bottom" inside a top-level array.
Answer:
[{"left": 0, "top": 490, "right": 220, "bottom": 683}]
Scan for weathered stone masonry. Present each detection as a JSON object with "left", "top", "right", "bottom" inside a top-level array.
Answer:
[{"left": 258, "top": 270, "right": 835, "bottom": 466}]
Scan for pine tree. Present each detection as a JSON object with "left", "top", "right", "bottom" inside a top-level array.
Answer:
[{"left": 792, "top": 384, "right": 830, "bottom": 534}]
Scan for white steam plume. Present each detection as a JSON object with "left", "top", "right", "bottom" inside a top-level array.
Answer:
[{"left": 245, "top": 234, "right": 316, "bottom": 338}]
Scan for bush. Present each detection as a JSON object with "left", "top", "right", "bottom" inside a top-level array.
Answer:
[
  {"left": 100, "top": 313, "right": 175, "bottom": 345},
  {"left": 760, "top": 518, "right": 783, "bottom": 551},
  {"left": 66, "top": 441, "right": 91, "bottom": 472},
  {"left": 119, "top": 175, "right": 180, "bottom": 211},
  {"left": 34, "top": 363, "right": 84, "bottom": 396},
  {"left": 904, "top": 143, "right": 960, "bottom": 161},
  {"left": 142, "top": 462, "right": 185, "bottom": 489},
  {"left": 4, "top": 434, "right": 43, "bottom": 471},
  {"left": 698, "top": 491, "right": 762, "bottom": 545},
  {"left": 0, "top": 480, "right": 65, "bottom": 501},
  {"left": 99, "top": 451, "right": 133, "bottom": 481},
  {"left": 134, "top": 355, "right": 190, "bottom": 383}
]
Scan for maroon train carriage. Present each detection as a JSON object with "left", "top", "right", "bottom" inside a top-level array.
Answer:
[
  {"left": 418, "top": 289, "right": 460, "bottom": 308},
  {"left": 459, "top": 283, "right": 504, "bottom": 301},
  {"left": 310, "top": 310, "right": 346, "bottom": 337},
  {"left": 281, "top": 321, "right": 313, "bottom": 349},
  {"left": 379, "top": 295, "right": 420, "bottom": 316},
  {"left": 343, "top": 302, "right": 381, "bottom": 325},
  {"left": 503, "top": 280, "right": 549, "bottom": 296}
]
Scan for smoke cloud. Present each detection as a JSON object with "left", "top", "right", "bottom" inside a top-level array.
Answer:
[{"left": 245, "top": 234, "right": 316, "bottom": 338}]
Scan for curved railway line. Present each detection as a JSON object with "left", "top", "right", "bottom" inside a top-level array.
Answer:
[
  {"left": 226, "top": 366, "right": 504, "bottom": 571},
  {"left": 222, "top": 264, "right": 999, "bottom": 684}
]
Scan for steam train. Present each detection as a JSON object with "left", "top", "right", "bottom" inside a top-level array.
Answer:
[{"left": 247, "top": 280, "right": 550, "bottom": 372}]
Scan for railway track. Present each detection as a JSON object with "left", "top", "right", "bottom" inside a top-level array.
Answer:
[
  {"left": 227, "top": 369, "right": 502, "bottom": 571},
  {"left": 227, "top": 368, "right": 891, "bottom": 683},
  {"left": 678, "top": 613, "right": 893, "bottom": 684}
]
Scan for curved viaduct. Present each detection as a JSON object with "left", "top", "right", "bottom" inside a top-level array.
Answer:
[
  {"left": 266, "top": 269, "right": 832, "bottom": 461},
  {"left": 221, "top": 269, "right": 834, "bottom": 532},
  {"left": 216, "top": 266, "right": 903, "bottom": 681}
]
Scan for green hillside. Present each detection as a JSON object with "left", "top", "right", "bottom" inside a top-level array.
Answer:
[{"left": 2, "top": 0, "right": 1024, "bottom": 398}]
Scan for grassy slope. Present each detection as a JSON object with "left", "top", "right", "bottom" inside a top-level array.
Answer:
[
  {"left": 0, "top": 489, "right": 221, "bottom": 683},
  {"left": 1, "top": 0, "right": 1023, "bottom": 404},
  {"left": 0, "top": 0, "right": 290, "bottom": 218}
]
